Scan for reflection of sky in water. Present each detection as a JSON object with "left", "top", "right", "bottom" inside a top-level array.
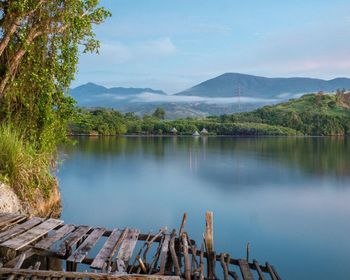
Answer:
[{"left": 58, "top": 137, "right": 350, "bottom": 280}]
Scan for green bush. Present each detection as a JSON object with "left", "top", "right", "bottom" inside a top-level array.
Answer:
[{"left": 0, "top": 124, "right": 54, "bottom": 200}]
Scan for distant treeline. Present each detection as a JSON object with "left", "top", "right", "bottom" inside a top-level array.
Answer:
[
  {"left": 69, "top": 109, "right": 299, "bottom": 136},
  {"left": 69, "top": 92, "right": 350, "bottom": 137}
]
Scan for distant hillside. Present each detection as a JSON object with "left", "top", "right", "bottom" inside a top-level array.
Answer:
[
  {"left": 220, "top": 92, "right": 350, "bottom": 135},
  {"left": 70, "top": 82, "right": 166, "bottom": 105},
  {"left": 176, "top": 73, "right": 350, "bottom": 98}
]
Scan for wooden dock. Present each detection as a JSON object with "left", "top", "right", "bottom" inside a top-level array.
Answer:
[{"left": 0, "top": 212, "right": 282, "bottom": 280}]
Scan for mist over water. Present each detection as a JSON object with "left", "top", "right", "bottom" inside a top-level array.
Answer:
[{"left": 58, "top": 136, "right": 350, "bottom": 280}]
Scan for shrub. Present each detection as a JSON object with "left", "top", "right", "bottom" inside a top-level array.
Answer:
[{"left": 0, "top": 124, "right": 54, "bottom": 201}]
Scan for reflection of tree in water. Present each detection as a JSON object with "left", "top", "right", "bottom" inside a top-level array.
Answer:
[
  {"left": 204, "top": 137, "right": 350, "bottom": 178},
  {"left": 238, "top": 137, "right": 350, "bottom": 177},
  {"left": 62, "top": 136, "right": 350, "bottom": 177},
  {"left": 63, "top": 136, "right": 165, "bottom": 159}
]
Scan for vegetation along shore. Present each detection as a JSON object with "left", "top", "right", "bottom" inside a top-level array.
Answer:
[
  {"left": 0, "top": 1, "right": 110, "bottom": 216},
  {"left": 69, "top": 91, "right": 350, "bottom": 137}
]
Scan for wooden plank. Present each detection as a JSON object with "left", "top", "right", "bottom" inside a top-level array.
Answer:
[
  {"left": 158, "top": 234, "right": 170, "bottom": 275},
  {"left": 237, "top": 259, "right": 254, "bottom": 280},
  {"left": 1, "top": 218, "right": 62, "bottom": 250},
  {"left": 0, "top": 216, "right": 27, "bottom": 233},
  {"left": 0, "top": 214, "right": 23, "bottom": 228},
  {"left": 0, "top": 213, "right": 14, "bottom": 222},
  {"left": 91, "top": 228, "right": 125, "bottom": 269},
  {"left": 115, "top": 229, "right": 140, "bottom": 272},
  {"left": 265, "top": 262, "right": 278, "bottom": 280},
  {"left": 35, "top": 224, "right": 76, "bottom": 250},
  {"left": 0, "top": 268, "right": 181, "bottom": 280},
  {"left": 253, "top": 260, "right": 266, "bottom": 280},
  {"left": 0, "top": 217, "right": 43, "bottom": 243},
  {"left": 67, "top": 227, "right": 105, "bottom": 263},
  {"left": 58, "top": 225, "right": 91, "bottom": 256}
]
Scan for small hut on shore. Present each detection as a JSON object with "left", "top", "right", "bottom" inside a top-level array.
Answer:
[
  {"left": 170, "top": 127, "right": 178, "bottom": 135},
  {"left": 192, "top": 130, "right": 200, "bottom": 136},
  {"left": 200, "top": 128, "right": 208, "bottom": 135}
]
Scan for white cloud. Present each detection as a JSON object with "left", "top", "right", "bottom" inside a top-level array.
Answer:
[
  {"left": 138, "top": 37, "right": 176, "bottom": 55},
  {"left": 130, "top": 92, "right": 278, "bottom": 104}
]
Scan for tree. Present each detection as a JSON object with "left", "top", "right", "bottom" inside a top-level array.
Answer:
[
  {"left": 152, "top": 107, "right": 166, "bottom": 120},
  {"left": 0, "top": 0, "right": 110, "bottom": 149}
]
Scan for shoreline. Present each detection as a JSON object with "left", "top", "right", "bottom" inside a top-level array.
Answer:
[{"left": 68, "top": 134, "right": 348, "bottom": 138}]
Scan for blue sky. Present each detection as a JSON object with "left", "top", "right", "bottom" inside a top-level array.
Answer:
[{"left": 74, "top": 0, "right": 350, "bottom": 93}]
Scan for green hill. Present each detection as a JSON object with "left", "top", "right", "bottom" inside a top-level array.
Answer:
[{"left": 220, "top": 92, "right": 350, "bottom": 135}]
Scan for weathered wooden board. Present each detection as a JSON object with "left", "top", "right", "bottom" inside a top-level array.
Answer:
[
  {"left": 115, "top": 229, "right": 140, "bottom": 272},
  {"left": 1, "top": 218, "right": 62, "bottom": 250},
  {"left": 158, "top": 234, "right": 170, "bottom": 274},
  {"left": 90, "top": 228, "right": 125, "bottom": 269},
  {"left": 0, "top": 214, "right": 23, "bottom": 228},
  {"left": 58, "top": 225, "right": 91, "bottom": 256},
  {"left": 237, "top": 259, "right": 254, "bottom": 280},
  {"left": 35, "top": 224, "right": 76, "bottom": 250},
  {"left": 0, "top": 213, "right": 14, "bottom": 221},
  {"left": 0, "top": 216, "right": 27, "bottom": 233},
  {"left": 0, "top": 217, "right": 43, "bottom": 243},
  {"left": 67, "top": 227, "right": 105, "bottom": 263}
]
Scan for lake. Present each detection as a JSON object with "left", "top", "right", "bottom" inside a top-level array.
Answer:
[{"left": 58, "top": 136, "right": 350, "bottom": 280}]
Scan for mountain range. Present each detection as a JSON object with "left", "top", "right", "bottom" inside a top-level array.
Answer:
[
  {"left": 70, "top": 73, "right": 350, "bottom": 118},
  {"left": 176, "top": 73, "right": 350, "bottom": 98}
]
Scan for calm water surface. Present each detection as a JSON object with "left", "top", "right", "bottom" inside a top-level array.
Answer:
[{"left": 58, "top": 136, "right": 350, "bottom": 280}]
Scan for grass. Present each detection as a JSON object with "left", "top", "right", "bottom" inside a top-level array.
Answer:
[{"left": 0, "top": 124, "right": 54, "bottom": 201}]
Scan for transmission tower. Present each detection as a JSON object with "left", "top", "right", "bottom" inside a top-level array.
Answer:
[{"left": 235, "top": 86, "right": 242, "bottom": 111}]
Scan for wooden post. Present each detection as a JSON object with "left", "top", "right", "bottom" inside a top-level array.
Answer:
[
  {"left": 246, "top": 242, "right": 250, "bottom": 262},
  {"left": 204, "top": 211, "right": 215, "bottom": 279},
  {"left": 169, "top": 229, "right": 181, "bottom": 276},
  {"left": 181, "top": 233, "right": 191, "bottom": 280},
  {"left": 177, "top": 213, "right": 187, "bottom": 271},
  {"left": 179, "top": 213, "right": 188, "bottom": 237}
]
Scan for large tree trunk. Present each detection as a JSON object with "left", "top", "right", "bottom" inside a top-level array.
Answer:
[
  {"left": 0, "top": 19, "right": 21, "bottom": 57},
  {"left": 0, "top": 28, "right": 42, "bottom": 97}
]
